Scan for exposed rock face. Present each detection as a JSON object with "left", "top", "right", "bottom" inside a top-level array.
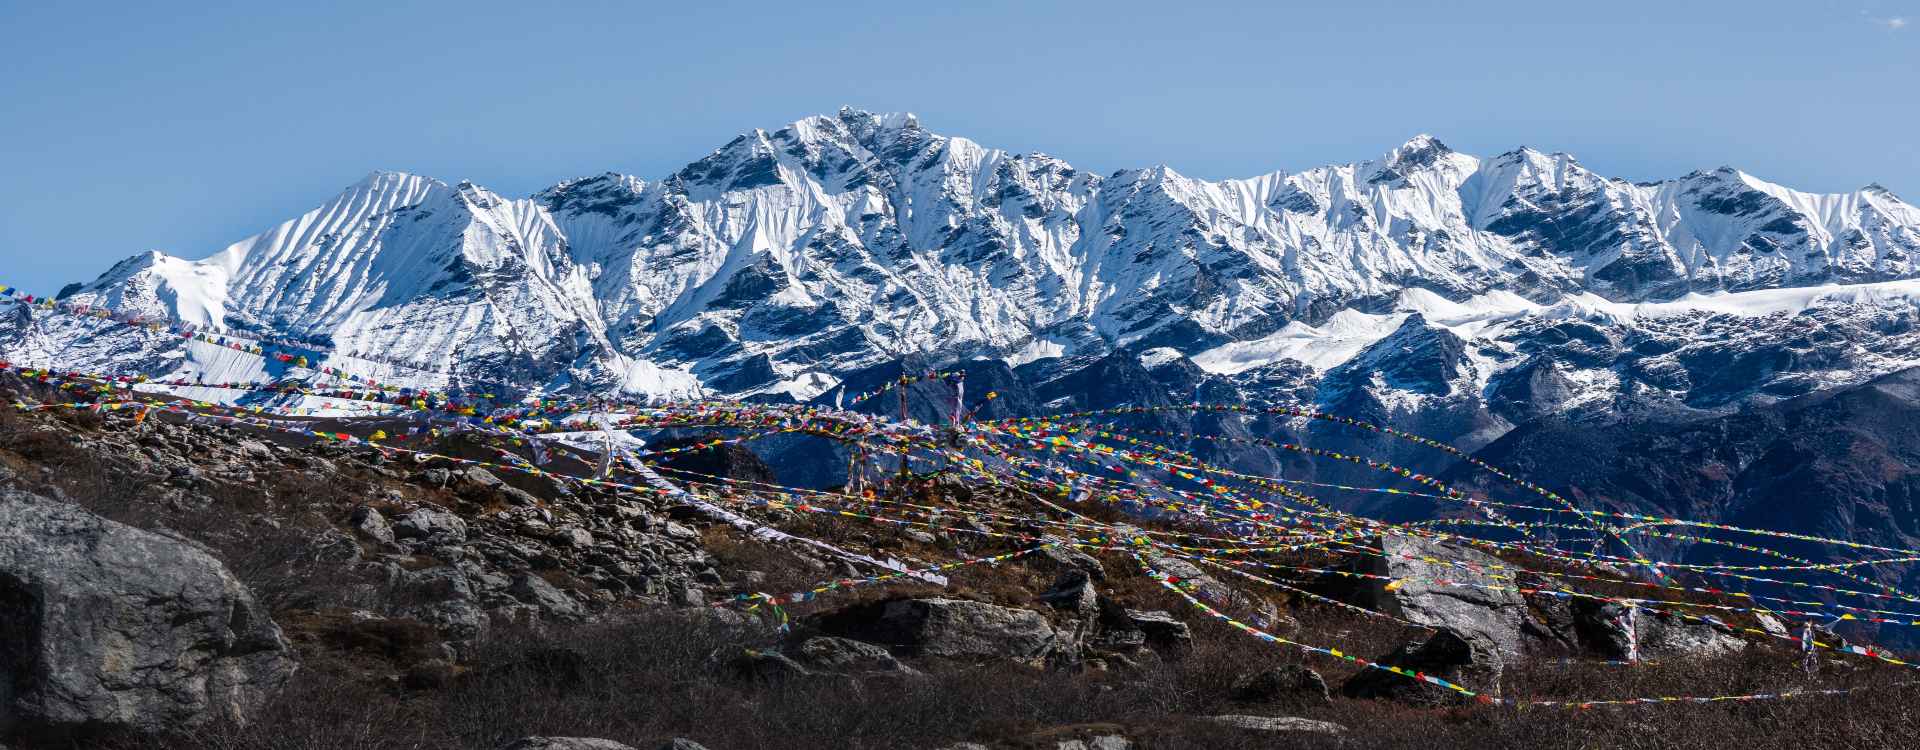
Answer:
[
  {"left": 1637, "top": 611, "right": 1746, "bottom": 659},
  {"left": 1319, "top": 534, "right": 1526, "bottom": 656},
  {"left": 1019, "top": 729, "right": 1133, "bottom": 750},
  {"left": 1141, "top": 549, "right": 1281, "bottom": 628},
  {"left": 1525, "top": 594, "right": 1637, "bottom": 658},
  {"left": 1754, "top": 611, "right": 1791, "bottom": 638},
  {"left": 509, "top": 573, "right": 588, "bottom": 620},
  {"left": 1034, "top": 536, "right": 1106, "bottom": 580},
  {"left": 349, "top": 505, "right": 394, "bottom": 546},
  {"left": 1040, "top": 569, "right": 1100, "bottom": 616},
  {"left": 1121, "top": 610, "right": 1192, "bottom": 650},
  {"left": 1341, "top": 628, "right": 1502, "bottom": 706},
  {"left": 648, "top": 434, "right": 779, "bottom": 486},
  {"left": 815, "top": 597, "right": 1059, "bottom": 660},
  {"left": 0, "top": 490, "right": 296, "bottom": 737},
  {"left": 790, "top": 635, "right": 912, "bottom": 675},
  {"left": 1321, "top": 534, "right": 1754, "bottom": 664},
  {"left": 732, "top": 648, "right": 814, "bottom": 683},
  {"left": 390, "top": 565, "right": 488, "bottom": 641}
]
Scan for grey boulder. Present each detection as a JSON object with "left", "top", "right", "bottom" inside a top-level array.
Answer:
[
  {"left": 791, "top": 635, "right": 913, "bottom": 674},
  {"left": 1340, "top": 627, "right": 1502, "bottom": 706},
  {"left": 1203, "top": 715, "right": 1347, "bottom": 735},
  {"left": 0, "top": 491, "right": 297, "bottom": 736},
  {"left": 509, "top": 573, "right": 587, "bottom": 620},
  {"left": 818, "top": 597, "right": 1059, "bottom": 659},
  {"left": 1321, "top": 533, "right": 1526, "bottom": 656},
  {"left": 499, "top": 739, "right": 637, "bottom": 750},
  {"left": 348, "top": 505, "right": 394, "bottom": 546},
  {"left": 1140, "top": 549, "right": 1281, "bottom": 629},
  {"left": 1055, "top": 736, "right": 1131, "bottom": 750},
  {"left": 392, "top": 507, "right": 468, "bottom": 544},
  {"left": 1637, "top": 610, "right": 1746, "bottom": 659}
]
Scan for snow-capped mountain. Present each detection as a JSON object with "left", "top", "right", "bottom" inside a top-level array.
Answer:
[{"left": 8, "top": 108, "right": 1920, "bottom": 421}]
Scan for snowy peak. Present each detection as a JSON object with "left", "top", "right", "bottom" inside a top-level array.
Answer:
[
  {"left": 62, "top": 250, "right": 233, "bottom": 328},
  {"left": 1382, "top": 133, "right": 1461, "bottom": 172},
  {"left": 14, "top": 111, "right": 1920, "bottom": 405}
]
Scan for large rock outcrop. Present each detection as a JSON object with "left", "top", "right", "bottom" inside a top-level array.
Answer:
[
  {"left": 813, "top": 597, "right": 1060, "bottom": 660},
  {"left": 0, "top": 490, "right": 297, "bottom": 737},
  {"left": 1317, "top": 534, "right": 1527, "bottom": 656}
]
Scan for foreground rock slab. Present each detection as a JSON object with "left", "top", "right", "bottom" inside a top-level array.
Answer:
[
  {"left": 817, "top": 597, "right": 1059, "bottom": 659},
  {"left": 1322, "top": 534, "right": 1526, "bottom": 656},
  {"left": 0, "top": 490, "right": 297, "bottom": 737},
  {"left": 1203, "top": 714, "right": 1348, "bottom": 735},
  {"left": 500, "top": 738, "right": 638, "bottom": 750}
]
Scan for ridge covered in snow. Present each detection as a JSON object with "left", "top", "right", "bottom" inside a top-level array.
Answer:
[
  {"left": 8, "top": 109, "right": 1920, "bottom": 406},
  {"left": 1194, "top": 279, "right": 1920, "bottom": 375}
]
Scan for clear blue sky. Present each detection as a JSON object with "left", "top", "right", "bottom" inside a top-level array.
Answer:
[{"left": 2, "top": 0, "right": 1915, "bottom": 295}]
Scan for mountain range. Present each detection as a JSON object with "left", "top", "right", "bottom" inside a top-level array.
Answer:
[
  {"left": 8, "top": 107, "right": 1920, "bottom": 452},
  {"left": 12, "top": 108, "right": 1920, "bottom": 635}
]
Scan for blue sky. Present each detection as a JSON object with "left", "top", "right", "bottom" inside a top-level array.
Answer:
[{"left": 2, "top": 0, "right": 1914, "bottom": 295}]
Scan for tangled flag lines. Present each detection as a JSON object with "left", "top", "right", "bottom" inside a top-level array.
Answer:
[{"left": 8, "top": 356, "right": 1920, "bottom": 710}]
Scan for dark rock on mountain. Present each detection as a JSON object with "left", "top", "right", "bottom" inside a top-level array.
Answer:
[
  {"left": 1122, "top": 610, "right": 1192, "bottom": 650},
  {"left": 790, "top": 635, "right": 915, "bottom": 675},
  {"left": 1140, "top": 549, "right": 1283, "bottom": 630},
  {"left": 1637, "top": 610, "right": 1746, "bottom": 659},
  {"left": 1327, "top": 315, "right": 1467, "bottom": 396},
  {"left": 755, "top": 356, "right": 1041, "bottom": 488},
  {"left": 1039, "top": 569, "right": 1100, "bottom": 616},
  {"left": 648, "top": 434, "right": 779, "bottom": 487},
  {"left": 734, "top": 633, "right": 921, "bottom": 686},
  {"left": 1036, "top": 350, "right": 1181, "bottom": 414},
  {"left": 1201, "top": 714, "right": 1347, "bottom": 735},
  {"left": 393, "top": 507, "right": 469, "bottom": 545}
]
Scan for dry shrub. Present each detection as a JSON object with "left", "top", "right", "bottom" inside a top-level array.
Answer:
[{"left": 99, "top": 602, "right": 1920, "bottom": 750}]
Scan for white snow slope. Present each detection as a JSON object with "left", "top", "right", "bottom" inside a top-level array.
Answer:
[{"left": 9, "top": 109, "right": 1920, "bottom": 401}]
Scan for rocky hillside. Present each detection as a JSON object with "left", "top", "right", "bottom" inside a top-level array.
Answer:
[{"left": 2, "top": 375, "right": 1916, "bottom": 750}]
